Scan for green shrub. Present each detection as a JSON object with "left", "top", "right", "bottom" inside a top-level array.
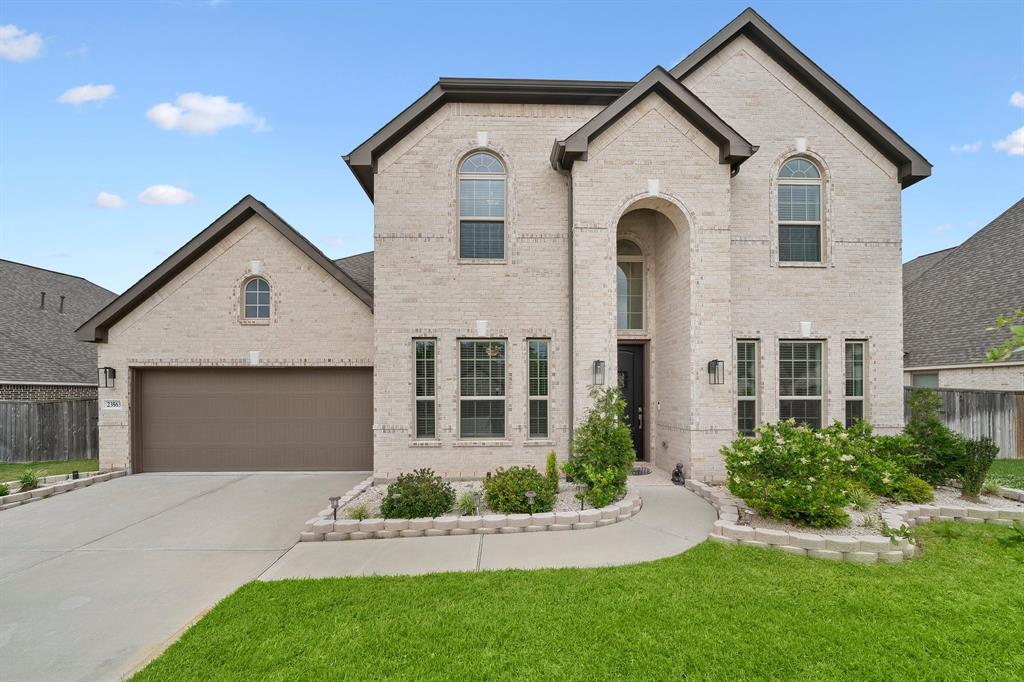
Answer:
[
  {"left": 455, "top": 491, "right": 477, "bottom": 516},
  {"left": 17, "top": 469, "right": 40, "bottom": 492},
  {"left": 348, "top": 503, "right": 369, "bottom": 521},
  {"left": 723, "top": 420, "right": 850, "bottom": 528},
  {"left": 905, "top": 388, "right": 965, "bottom": 485},
  {"left": 380, "top": 469, "right": 454, "bottom": 519},
  {"left": 563, "top": 387, "right": 634, "bottom": 508},
  {"left": 0, "top": 482, "right": 9, "bottom": 497},
  {"left": 545, "top": 451, "right": 559, "bottom": 492},
  {"left": 871, "top": 433, "right": 922, "bottom": 473},
  {"left": 484, "top": 466, "right": 555, "bottom": 514},
  {"left": 960, "top": 437, "right": 998, "bottom": 499},
  {"left": 845, "top": 484, "right": 877, "bottom": 512},
  {"left": 889, "top": 475, "right": 934, "bottom": 503},
  {"left": 982, "top": 479, "right": 1002, "bottom": 496}
]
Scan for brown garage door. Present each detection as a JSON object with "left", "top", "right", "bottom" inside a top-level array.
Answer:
[{"left": 135, "top": 367, "right": 372, "bottom": 472}]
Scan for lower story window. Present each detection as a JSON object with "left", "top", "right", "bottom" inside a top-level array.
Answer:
[
  {"left": 528, "top": 339, "right": 549, "bottom": 438},
  {"left": 737, "top": 340, "right": 758, "bottom": 436},
  {"left": 460, "top": 339, "right": 506, "bottom": 438},
  {"left": 414, "top": 339, "right": 436, "bottom": 439},
  {"left": 845, "top": 341, "right": 866, "bottom": 427},
  {"left": 779, "top": 340, "right": 823, "bottom": 428}
]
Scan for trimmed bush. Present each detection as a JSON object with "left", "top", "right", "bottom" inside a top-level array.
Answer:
[
  {"left": 889, "top": 475, "right": 935, "bottom": 503},
  {"left": 905, "top": 388, "right": 965, "bottom": 485},
  {"left": 484, "top": 466, "right": 555, "bottom": 514},
  {"left": 960, "top": 437, "right": 998, "bottom": 499},
  {"left": 564, "top": 387, "right": 634, "bottom": 508},
  {"left": 380, "top": 469, "right": 454, "bottom": 519},
  {"left": 545, "top": 451, "right": 559, "bottom": 492}
]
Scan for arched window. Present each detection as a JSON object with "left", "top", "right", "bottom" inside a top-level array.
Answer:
[
  {"left": 458, "top": 151, "right": 505, "bottom": 259},
  {"left": 243, "top": 277, "right": 271, "bottom": 319},
  {"left": 617, "top": 239, "right": 644, "bottom": 330},
  {"left": 778, "top": 157, "right": 822, "bottom": 262}
]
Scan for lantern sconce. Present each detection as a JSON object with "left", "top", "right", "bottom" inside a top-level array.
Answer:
[
  {"left": 707, "top": 359, "right": 724, "bottom": 385},
  {"left": 593, "top": 360, "right": 606, "bottom": 386},
  {"left": 98, "top": 367, "right": 116, "bottom": 389}
]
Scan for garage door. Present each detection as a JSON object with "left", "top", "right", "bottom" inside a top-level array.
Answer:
[{"left": 135, "top": 368, "right": 372, "bottom": 472}]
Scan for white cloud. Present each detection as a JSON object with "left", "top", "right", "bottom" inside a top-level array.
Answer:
[
  {"left": 1010, "top": 91, "right": 1024, "bottom": 108},
  {"left": 949, "top": 140, "right": 982, "bottom": 154},
  {"left": 0, "top": 24, "right": 43, "bottom": 62},
  {"left": 94, "top": 191, "right": 125, "bottom": 209},
  {"left": 993, "top": 126, "right": 1024, "bottom": 156},
  {"left": 931, "top": 224, "right": 952, "bottom": 233},
  {"left": 65, "top": 44, "right": 89, "bottom": 58},
  {"left": 146, "top": 92, "right": 269, "bottom": 135},
  {"left": 324, "top": 237, "right": 345, "bottom": 249},
  {"left": 138, "top": 185, "right": 195, "bottom": 205},
  {"left": 58, "top": 83, "right": 115, "bottom": 106}
]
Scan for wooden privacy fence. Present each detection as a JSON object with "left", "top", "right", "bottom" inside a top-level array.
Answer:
[
  {"left": 0, "top": 398, "right": 99, "bottom": 463},
  {"left": 904, "top": 387, "right": 1023, "bottom": 459}
]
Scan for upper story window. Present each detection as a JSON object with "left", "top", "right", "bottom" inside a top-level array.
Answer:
[
  {"left": 778, "top": 157, "right": 822, "bottom": 263},
  {"left": 459, "top": 152, "right": 505, "bottom": 260},
  {"left": 617, "top": 239, "right": 644, "bottom": 330},
  {"left": 243, "top": 277, "right": 270, "bottom": 319}
]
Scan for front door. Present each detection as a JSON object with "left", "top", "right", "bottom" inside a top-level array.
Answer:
[{"left": 617, "top": 344, "right": 645, "bottom": 460}]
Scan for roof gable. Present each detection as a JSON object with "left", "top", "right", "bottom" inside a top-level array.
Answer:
[
  {"left": 903, "top": 197, "right": 1024, "bottom": 367},
  {"left": 551, "top": 66, "right": 755, "bottom": 172},
  {"left": 76, "top": 195, "right": 372, "bottom": 342},
  {"left": 670, "top": 7, "right": 930, "bottom": 188}
]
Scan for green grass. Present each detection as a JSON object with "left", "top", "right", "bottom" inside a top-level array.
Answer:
[
  {"left": 135, "top": 522, "right": 1024, "bottom": 681},
  {"left": 987, "top": 459, "right": 1024, "bottom": 489},
  {"left": 0, "top": 458, "right": 98, "bottom": 482}
]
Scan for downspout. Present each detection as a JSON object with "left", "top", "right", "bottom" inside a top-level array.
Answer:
[{"left": 555, "top": 161, "right": 575, "bottom": 445}]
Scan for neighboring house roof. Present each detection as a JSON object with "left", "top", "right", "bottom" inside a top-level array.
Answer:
[
  {"left": 551, "top": 66, "right": 756, "bottom": 172},
  {"left": 334, "top": 251, "right": 374, "bottom": 296},
  {"left": 344, "top": 7, "right": 930, "bottom": 199},
  {"left": 76, "top": 195, "right": 373, "bottom": 342},
  {"left": 904, "top": 197, "right": 1024, "bottom": 368},
  {"left": 0, "top": 260, "right": 116, "bottom": 384},
  {"left": 902, "top": 247, "right": 954, "bottom": 286},
  {"left": 669, "top": 8, "right": 931, "bottom": 188}
]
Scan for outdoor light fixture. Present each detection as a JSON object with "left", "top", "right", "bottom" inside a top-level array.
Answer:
[
  {"left": 525, "top": 490, "right": 536, "bottom": 513},
  {"left": 593, "top": 360, "right": 606, "bottom": 386},
  {"left": 98, "top": 367, "right": 116, "bottom": 389},
  {"left": 473, "top": 491, "right": 482, "bottom": 516},
  {"left": 707, "top": 359, "right": 725, "bottom": 385},
  {"left": 329, "top": 496, "right": 341, "bottom": 521}
]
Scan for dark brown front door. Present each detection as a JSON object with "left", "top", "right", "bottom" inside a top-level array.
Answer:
[
  {"left": 136, "top": 367, "right": 373, "bottom": 472},
  {"left": 617, "top": 344, "right": 644, "bottom": 461}
]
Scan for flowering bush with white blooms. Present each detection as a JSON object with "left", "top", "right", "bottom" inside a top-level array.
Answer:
[{"left": 722, "top": 420, "right": 933, "bottom": 528}]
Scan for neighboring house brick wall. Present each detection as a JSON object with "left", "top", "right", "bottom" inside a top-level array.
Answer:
[
  {"left": 0, "top": 384, "right": 98, "bottom": 401},
  {"left": 904, "top": 365, "right": 1024, "bottom": 392},
  {"left": 96, "top": 215, "right": 374, "bottom": 470}
]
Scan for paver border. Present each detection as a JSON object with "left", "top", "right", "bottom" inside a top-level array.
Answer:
[
  {"left": 298, "top": 476, "right": 644, "bottom": 542},
  {"left": 0, "top": 468, "right": 128, "bottom": 511},
  {"left": 687, "top": 479, "right": 1024, "bottom": 563}
]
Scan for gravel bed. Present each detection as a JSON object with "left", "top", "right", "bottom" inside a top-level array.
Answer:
[
  {"left": 715, "top": 485, "right": 1023, "bottom": 537},
  {"left": 336, "top": 480, "right": 602, "bottom": 519}
]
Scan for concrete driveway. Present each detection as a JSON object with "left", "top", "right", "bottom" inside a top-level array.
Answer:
[{"left": 0, "top": 471, "right": 364, "bottom": 682}]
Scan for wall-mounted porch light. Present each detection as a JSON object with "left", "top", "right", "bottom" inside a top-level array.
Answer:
[
  {"left": 593, "top": 360, "right": 606, "bottom": 386},
  {"left": 707, "top": 359, "right": 724, "bottom": 385},
  {"left": 98, "top": 367, "right": 116, "bottom": 389}
]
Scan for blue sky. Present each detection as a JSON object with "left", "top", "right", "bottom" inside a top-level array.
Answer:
[{"left": 1, "top": 0, "right": 1022, "bottom": 294}]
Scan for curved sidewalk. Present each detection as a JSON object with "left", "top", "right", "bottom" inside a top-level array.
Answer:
[{"left": 260, "top": 484, "right": 717, "bottom": 580}]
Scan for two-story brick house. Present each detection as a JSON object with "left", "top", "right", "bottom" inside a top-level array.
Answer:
[{"left": 78, "top": 8, "right": 930, "bottom": 480}]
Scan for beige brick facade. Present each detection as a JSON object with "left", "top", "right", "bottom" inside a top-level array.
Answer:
[{"left": 96, "top": 215, "right": 373, "bottom": 470}]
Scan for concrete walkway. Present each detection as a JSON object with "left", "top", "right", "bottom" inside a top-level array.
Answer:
[{"left": 261, "top": 484, "right": 716, "bottom": 579}]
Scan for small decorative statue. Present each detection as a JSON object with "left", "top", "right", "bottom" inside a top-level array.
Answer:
[{"left": 671, "top": 463, "right": 685, "bottom": 486}]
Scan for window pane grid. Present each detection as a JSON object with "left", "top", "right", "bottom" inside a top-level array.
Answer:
[
  {"left": 459, "top": 221, "right": 504, "bottom": 259},
  {"left": 528, "top": 340, "right": 549, "bottom": 439},
  {"left": 737, "top": 340, "right": 758, "bottom": 437},
  {"left": 460, "top": 340, "right": 506, "bottom": 439},
  {"left": 616, "top": 260, "right": 643, "bottom": 330},
  {"left": 779, "top": 341, "right": 822, "bottom": 428},
  {"left": 243, "top": 278, "right": 271, "bottom": 319},
  {"left": 778, "top": 225, "right": 821, "bottom": 262},
  {"left": 845, "top": 341, "right": 865, "bottom": 427},
  {"left": 414, "top": 340, "right": 436, "bottom": 439}
]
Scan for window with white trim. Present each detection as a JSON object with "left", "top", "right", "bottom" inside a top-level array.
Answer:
[
  {"left": 243, "top": 277, "right": 270, "bottom": 319},
  {"left": 459, "top": 339, "right": 506, "bottom": 439},
  {"left": 778, "top": 158, "right": 822, "bottom": 263},
  {"left": 414, "top": 339, "right": 436, "bottom": 439},
  {"left": 845, "top": 341, "right": 866, "bottom": 427},
  {"left": 459, "top": 152, "right": 505, "bottom": 259},
  {"left": 779, "top": 340, "right": 823, "bottom": 428},
  {"left": 616, "top": 239, "right": 644, "bottom": 330},
  {"left": 737, "top": 340, "right": 758, "bottom": 436},
  {"left": 528, "top": 339, "right": 549, "bottom": 439}
]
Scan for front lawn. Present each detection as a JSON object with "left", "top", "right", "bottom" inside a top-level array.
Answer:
[
  {"left": 135, "top": 522, "right": 1023, "bottom": 681},
  {"left": 0, "top": 458, "right": 98, "bottom": 481},
  {"left": 988, "top": 459, "right": 1024, "bottom": 489}
]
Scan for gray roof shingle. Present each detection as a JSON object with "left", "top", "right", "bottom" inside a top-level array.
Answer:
[
  {"left": 334, "top": 251, "right": 373, "bottom": 297},
  {"left": 0, "top": 260, "right": 116, "bottom": 384},
  {"left": 902, "top": 247, "right": 953, "bottom": 285},
  {"left": 903, "top": 198, "right": 1024, "bottom": 368}
]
